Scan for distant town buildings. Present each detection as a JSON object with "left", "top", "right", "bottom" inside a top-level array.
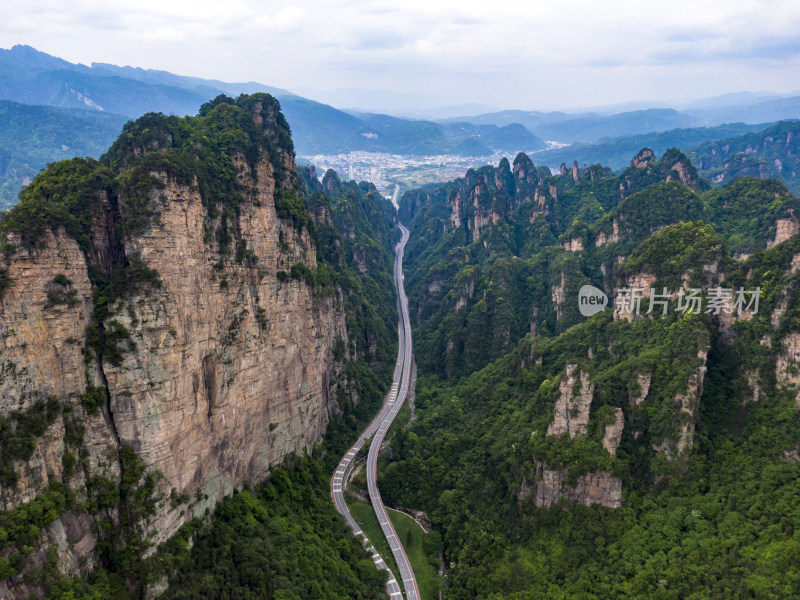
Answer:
[{"left": 300, "top": 150, "right": 523, "bottom": 194}]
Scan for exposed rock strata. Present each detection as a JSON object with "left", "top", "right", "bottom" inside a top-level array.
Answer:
[
  {"left": 547, "top": 364, "right": 594, "bottom": 439},
  {"left": 777, "top": 333, "right": 800, "bottom": 407},
  {"left": 602, "top": 408, "right": 624, "bottom": 457},
  {"left": 768, "top": 215, "right": 800, "bottom": 247},
  {"left": 533, "top": 463, "right": 622, "bottom": 509},
  {"left": 0, "top": 101, "right": 353, "bottom": 595}
]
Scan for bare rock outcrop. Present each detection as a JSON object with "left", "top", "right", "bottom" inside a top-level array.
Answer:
[
  {"left": 629, "top": 373, "right": 651, "bottom": 405},
  {"left": 550, "top": 272, "right": 567, "bottom": 322},
  {"left": 632, "top": 148, "right": 656, "bottom": 168},
  {"left": 0, "top": 98, "right": 354, "bottom": 594},
  {"left": 534, "top": 464, "right": 622, "bottom": 509},
  {"left": 449, "top": 189, "right": 463, "bottom": 230},
  {"left": 768, "top": 214, "right": 800, "bottom": 247},
  {"left": 653, "top": 349, "right": 708, "bottom": 460},
  {"left": 613, "top": 272, "right": 657, "bottom": 322},
  {"left": 0, "top": 229, "right": 120, "bottom": 512},
  {"left": 103, "top": 160, "right": 346, "bottom": 543},
  {"left": 453, "top": 278, "right": 475, "bottom": 312},
  {"left": 602, "top": 408, "right": 624, "bottom": 457},
  {"left": 0, "top": 229, "right": 93, "bottom": 416},
  {"left": 469, "top": 178, "right": 492, "bottom": 241},
  {"left": 776, "top": 333, "right": 800, "bottom": 407},
  {"left": 595, "top": 220, "right": 620, "bottom": 247},
  {"left": 547, "top": 364, "right": 594, "bottom": 438}
]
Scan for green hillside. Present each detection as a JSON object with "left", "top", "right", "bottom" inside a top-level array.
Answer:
[
  {"left": 0, "top": 100, "right": 127, "bottom": 209},
  {"left": 534, "top": 122, "right": 767, "bottom": 171},
  {"left": 380, "top": 148, "right": 800, "bottom": 598},
  {"left": 691, "top": 120, "right": 800, "bottom": 194}
]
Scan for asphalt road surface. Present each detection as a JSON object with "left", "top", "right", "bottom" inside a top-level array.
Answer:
[{"left": 331, "top": 221, "right": 419, "bottom": 600}]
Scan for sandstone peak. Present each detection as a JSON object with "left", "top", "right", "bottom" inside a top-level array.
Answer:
[
  {"left": 631, "top": 148, "right": 656, "bottom": 168},
  {"left": 0, "top": 93, "right": 391, "bottom": 597}
]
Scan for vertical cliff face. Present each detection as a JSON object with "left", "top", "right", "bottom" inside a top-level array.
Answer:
[
  {"left": 0, "top": 94, "right": 360, "bottom": 595},
  {"left": 103, "top": 154, "right": 345, "bottom": 542},
  {"left": 536, "top": 364, "right": 622, "bottom": 509},
  {"left": 0, "top": 228, "right": 117, "bottom": 512},
  {"left": 547, "top": 364, "right": 593, "bottom": 439},
  {"left": 533, "top": 465, "right": 622, "bottom": 509}
]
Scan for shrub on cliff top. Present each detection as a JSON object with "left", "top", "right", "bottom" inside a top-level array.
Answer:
[
  {"left": 0, "top": 157, "right": 112, "bottom": 252},
  {"left": 0, "top": 93, "right": 304, "bottom": 257}
]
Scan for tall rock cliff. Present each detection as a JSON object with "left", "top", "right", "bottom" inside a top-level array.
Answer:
[{"left": 0, "top": 94, "right": 392, "bottom": 597}]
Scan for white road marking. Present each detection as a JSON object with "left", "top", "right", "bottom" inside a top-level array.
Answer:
[{"left": 331, "top": 224, "right": 419, "bottom": 600}]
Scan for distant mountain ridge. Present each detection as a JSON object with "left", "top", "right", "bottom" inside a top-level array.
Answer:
[
  {"left": 532, "top": 122, "right": 771, "bottom": 171},
  {"left": 448, "top": 97, "right": 800, "bottom": 143},
  {"left": 690, "top": 120, "right": 800, "bottom": 193},
  {"left": 0, "top": 100, "right": 127, "bottom": 210},
  {"left": 86, "top": 62, "right": 295, "bottom": 99},
  {"left": 3, "top": 45, "right": 800, "bottom": 209},
  {"left": 383, "top": 147, "right": 800, "bottom": 597},
  {"left": 687, "top": 95, "right": 800, "bottom": 126},
  {"left": 0, "top": 45, "right": 547, "bottom": 157},
  {"left": 0, "top": 45, "right": 211, "bottom": 117},
  {"left": 0, "top": 45, "right": 547, "bottom": 204},
  {"left": 443, "top": 108, "right": 696, "bottom": 142},
  {"left": 0, "top": 44, "right": 291, "bottom": 117},
  {"left": 281, "top": 97, "right": 546, "bottom": 155}
]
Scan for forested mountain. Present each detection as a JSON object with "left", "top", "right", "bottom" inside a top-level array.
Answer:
[
  {"left": 279, "top": 97, "right": 546, "bottom": 155},
  {"left": 4, "top": 42, "right": 800, "bottom": 599},
  {"left": 530, "top": 121, "right": 800, "bottom": 199},
  {"left": 380, "top": 148, "right": 800, "bottom": 598},
  {"left": 533, "top": 122, "right": 767, "bottom": 171},
  {"left": 448, "top": 94, "right": 800, "bottom": 142},
  {"left": 4, "top": 61, "right": 800, "bottom": 598},
  {"left": 0, "top": 100, "right": 127, "bottom": 210},
  {"left": 0, "top": 93, "right": 398, "bottom": 600},
  {"left": 0, "top": 46, "right": 546, "bottom": 209},
  {"left": 690, "top": 120, "right": 800, "bottom": 194}
]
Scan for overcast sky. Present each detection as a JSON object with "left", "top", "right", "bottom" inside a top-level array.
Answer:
[{"left": 3, "top": 0, "right": 800, "bottom": 113}]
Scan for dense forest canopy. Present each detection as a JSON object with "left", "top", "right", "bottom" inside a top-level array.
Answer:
[
  {"left": 3, "top": 82, "right": 800, "bottom": 599},
  {"left": 0, "top": 94, "right": 399, "bottom": 600},
  {"left": 380, "top": 147, "right": 800, "bottom": 598}
]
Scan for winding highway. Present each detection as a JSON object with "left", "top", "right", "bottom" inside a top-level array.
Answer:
[{"left": 331, "top": 186, "right": 420, "bottom": 600}]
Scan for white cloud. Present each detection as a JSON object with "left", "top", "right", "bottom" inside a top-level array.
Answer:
[
  {"left": 1, "top": 0, "right": 799, "bottom": 110},
  {"left": 252, "top": 7, "right": 307, "bottom": 34}
]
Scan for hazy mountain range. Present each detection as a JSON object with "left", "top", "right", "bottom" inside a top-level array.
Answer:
[
  {"left": 2, "top": 44, "right": 800, "bottom": 208},
  {"left": 3, "top": 50, "right": 800, "bottom": 598}
]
